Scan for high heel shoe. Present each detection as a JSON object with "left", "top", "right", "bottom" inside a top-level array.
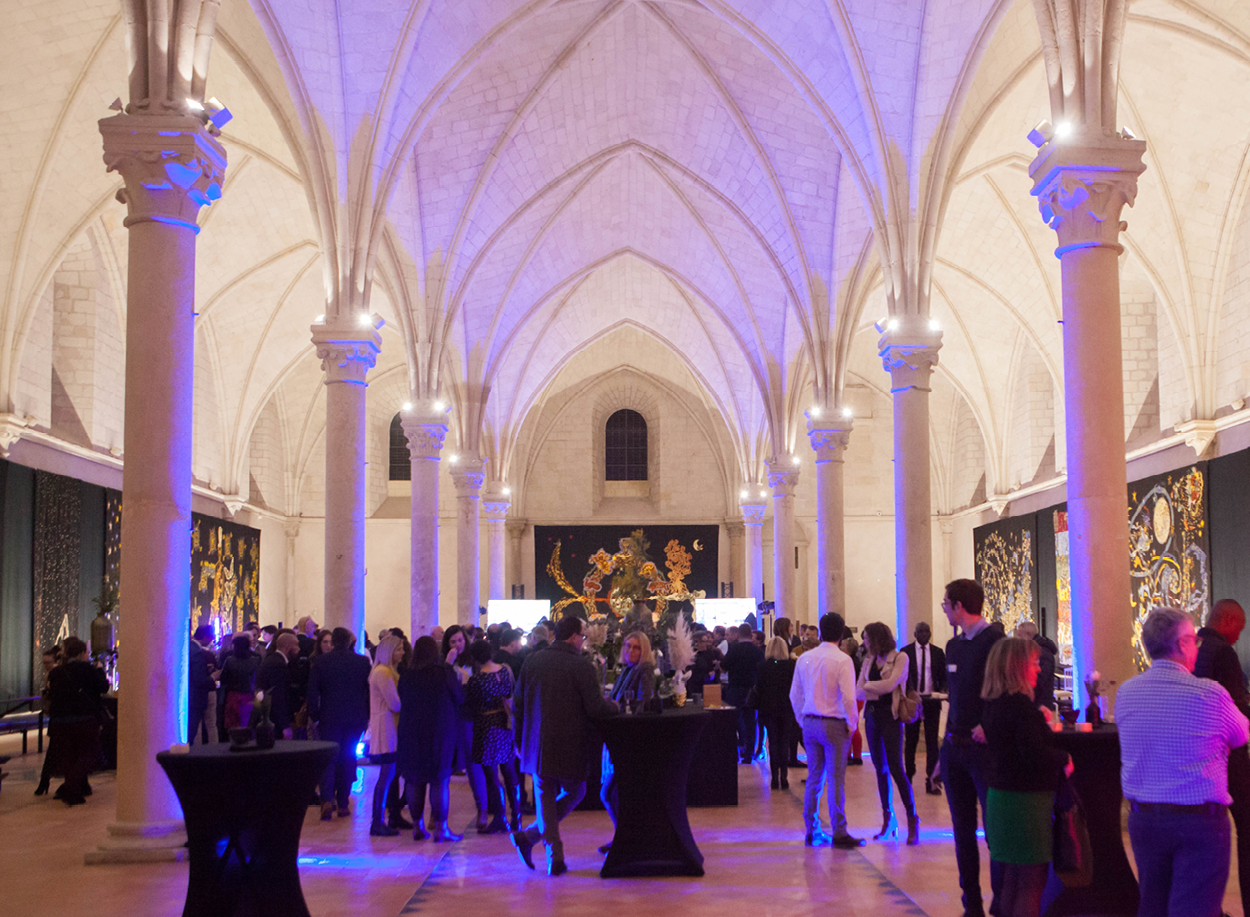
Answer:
[
  {"left": 412, "top": 818, "right": 430, "bottom": 841},
  {"left": 906, "top": 812, "right": 919, "bottom": 846},
  {"left": 873, "top": 812, "right": 898, "bottom": 840},
  {"left": 779, "top": 769, "right": 789, "bottom": 790},
  {"left": 33, "top": 780, "right": 49, "bottom": 797}
]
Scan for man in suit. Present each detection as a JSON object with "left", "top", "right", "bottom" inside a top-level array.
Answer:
[
  {"left": 188, "top": 625, "right": 217, "bottom": 745},
  {"left": 307, "top": 627, "right": 371, "bottom": 820},
  {"left": 723, "top": 622, "right": 766, "bottom": 762},
  {"left": 1014, "top": 621, "right": 1056, "bottom": 711},
  {"left": 1195, "top": 598, "right": 1250, "bottom": 917},
  {"left": 511, "top": 615, "right": 619, "bottom": 876},
  {"left": 902, "top": 621, "right": 946, "bottom": 795},
  {"left": 253, "top": 631, "right": 299, "bottom": 737}
]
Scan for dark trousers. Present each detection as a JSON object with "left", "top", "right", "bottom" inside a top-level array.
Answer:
[
  {"left": 370, "top": 755, "right": 397, "bottom": 827},
  {"left": 1128, "top": 805, "right": 1230, "bottom": 917},
  {"left": 188, "top": 696, "right": 208, "bottom": 748},
  {"left": 725, "top": 686, "right": 755, "bottom": 759},
  {"left": 319, "top": 725, "right": 362, "bottom": 808},
  {"left": 522, "top": 775, "right": 586, "bottom": 864},
  {"left": 762, "top": 714, "right": 790, "bottom": 776},
  {"left": 407, "top": 777, "right": 451, "bottom": 823},
  {"left": 865, "top": 705, "right": 915, "bottom": 818},
  {"left": 483, "top": 758, "right": 520, "bottom": 820},
  {"left": 941, "top": 739, "right": 1003, "bottom": 916},
  {"left": 1230, "top": 747, "right": 1250, "bottom": 915},
  {"left": 905, "top": 697, "right": 943, "bottom": 782}
]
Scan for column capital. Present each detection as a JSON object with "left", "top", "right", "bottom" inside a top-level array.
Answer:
[
  {"left": 283, "top": 518, "right": 302, "bottom": 540},
  {"left": 879, "top": 324, "right": 942, "bottom": 393},
  {"left": 482, "top": 499, "right": 511, "bottom": 520},
  {"left": 505, "top": 520, "right": 529, "bottom": 538},
  {"left": 311, "top": 321, "right": 382, "bottom": 385},
  {"left": 724, "top": 520, "right": 745, "bottom": 538},
  {"left": 1029, "top": 135, "right": 1147, "bottom": 257},
  {"left": 401, "top": 401, "right": 450, "bottom": 461},
  {"left": 99, "top": 113, "right": 227, "bottom": 231},
  {"left": 741, "top": 503, "right": 767, "bottom": 525},
  {"left": 767, "top": 461, "right": 800, "bottom": 498},
  {"left": 806, "top": 418, "right": 853, "bottom": 463},
  {"left": 451, "top": 458, "right": 487, "bottom": 495}
]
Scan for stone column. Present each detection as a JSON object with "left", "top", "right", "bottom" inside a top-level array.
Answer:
[
  {"left": 807, "top": 419, "right": 852, "bottom": 618},
  {"left": 1031, "top": 135, "right": 1146, "bottom": 706},
  {"left": 880, "top": 325, "right": 942, "bottom": 642},
  {"left": 724, "top": 521, "right": 744, "bottom": 597},
  {"left": 768, "top": 462, "right": 800, "bottom": 619},
  {"left": 311, "top": 320, "right": 382, "bottom": 649},
  {"left": 91, "top": 112, "right": 225, "bottom": 861},
  {"left": 402, "top": 403, "right": 448, "bottom": 637},
  {"left": 506, "top": 521, "right": 527, "bottom": 598},
  {"left": 483, "top": 495, "right": 510, "bottom": 603},
  {"left": 284, "top": 518, "right": 301, "bottom": 625},
  {"left": 741, "top": 501, "right": 767, "bottom": 602},
  {"left": 451, "top": 458, "right": 487, "bottom": 628}
]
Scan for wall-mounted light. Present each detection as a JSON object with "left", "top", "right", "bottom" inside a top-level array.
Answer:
[
  {"left": 1026, "top": 119, "right": 1053, "bottom": 148},
  {"left": 842, "top": 407, "right": 853, "bottom": 419},
  {"left": 434, "top": 400, "right": 446, "bottom": 412},
  {"left": 809, "top": 406, "right": 821, "bottom": 418},
  {"left": 1120, "top": 126, "right": 1137, "bottom": 140},
  {"left": 740, "top": 489, "right": 749, "bottom": 499},
  {"left": 1054, "top": 121, "right": 1073, "bottom": 139},
  {"left": 314, "top": 314, "right": 326, "bottom": 324},
  {"left": 791, "top": 456, "right": 800, "bottom": 466},
  {"left": 888, "top": 318, "right": 899, "bottom": 330},
  {"left": 449, "top": 454, "right": 458, "bottom": 464},
  {"left": 502, "top": 487, "right": 511, "bottom": 496},
  {"left": 402, "top": 402, "right": 412, "bottom": 411},
  {"left": 928, "top": 319, "right": 940, "bottom": 332}
]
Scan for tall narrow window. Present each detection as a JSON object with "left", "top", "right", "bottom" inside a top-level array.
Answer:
[
  {"left": 605, "top": 409, "right": 647, "bottom": 481},
  {"left": 389, "top": 414, "right": 411, "bottom": 481}
]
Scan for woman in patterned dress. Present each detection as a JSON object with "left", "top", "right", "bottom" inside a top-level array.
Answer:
[{"left": 465, "top": 639, "right": 521, "bottom": 833}]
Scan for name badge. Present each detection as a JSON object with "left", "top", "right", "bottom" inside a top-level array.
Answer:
[{"left": 947, "top": 664, "right": 957, "bottom": 672}]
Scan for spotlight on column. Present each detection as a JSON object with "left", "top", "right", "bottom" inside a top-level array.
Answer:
[
  {"left": 205, "top": 97, "right": 233, "bottom": 129},
  {"left": 185, "top": 98, "right": 205, "bottom": 112},
  {"left": 434, "top": 401, "right": 446, "bottom": 412},
  {"left": 888, "top": 318, "right": 899, "bottom": 330},
  {"left": 928, "top": 318, "right": 940, "bottom": 331},
  {"left": 791, "top": 456, "right": 800, "bottom": 466},
  {"left": 740, "top": 490, "right": 749, "bottom": 499},
  {"left": 314, "top": 314, "right": 326, "bottom": 324},
  {"left": 403, "top": 402, "right": 412, "bottom": 411},
  {"left": 1120, "top": 126, "right": 1137, "bottom": 140},
  {"left": 502, "top": 487, "right": 511, "bottom": 496},
  {"left": 1054, "top": 121, "right": 1073, "bottom": 140},
  {"left": 842, "top": 407, "right": 853, "bottom": 419},
  {"left": 1027, "top": 119, "right": 1053, "bottom": 148},
  {"left": 449, "top": 454, "right": 458, "bottom": 464},
  {"left": 809, "top": 406, "right": 821, "bottom": 418}
]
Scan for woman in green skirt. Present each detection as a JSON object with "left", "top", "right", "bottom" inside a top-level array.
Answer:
[{"left": 981, "top": 637, "right": 1074, "bottom": 917}]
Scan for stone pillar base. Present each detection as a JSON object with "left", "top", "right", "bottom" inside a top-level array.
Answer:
[{"left": 84, "top": 820, "right": 187, "bottom": 865}]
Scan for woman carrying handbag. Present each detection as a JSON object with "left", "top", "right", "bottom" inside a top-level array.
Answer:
[{"left": 857, "top": 622, "right": 919, "bottom": 844}]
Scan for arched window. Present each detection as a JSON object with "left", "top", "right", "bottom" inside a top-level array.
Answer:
[
  {"left": 605, "top": 409, "right": 647, "bottom": 481},
  {"left": 389, "top": 414, "right": 410, "bottom": 481}
]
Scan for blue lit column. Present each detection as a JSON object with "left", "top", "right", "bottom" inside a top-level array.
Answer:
[
  {"left": 807, "top": 417, "right": 852, "bottom": 619},
  {"left": 1031, "top": 136, "right": 1146, "bottom": 707},
  {"left": 403, "top": 402, "right": 449, "bottom": 636}
]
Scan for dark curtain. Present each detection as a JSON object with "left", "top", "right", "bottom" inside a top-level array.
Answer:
[
  {"left": 32, "top": 471, "right": 82, "bottom": 688},
  {"left": 0, "top": 462, "right": 34, "bottom": 699},
  {"left": 1209, "top": 450, "right": 1250, "bottom": 676},
  {"left": 77, "top": 482, "right": 105, "bottom": 642},
  {"left": 1036, "top": 504, "right": 1061, "bottom": 645}
]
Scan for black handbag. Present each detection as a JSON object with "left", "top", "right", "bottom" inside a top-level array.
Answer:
[{"left": 1052, "top": 774, "right": 1093, "bottom": 887}]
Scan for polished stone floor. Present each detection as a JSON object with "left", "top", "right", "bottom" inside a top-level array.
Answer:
[{"left": 0, "top": 731, "right": 1243, "bottom": 917}]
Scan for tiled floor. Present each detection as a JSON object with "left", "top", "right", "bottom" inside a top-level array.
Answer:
[{"left": 0, "top": 732, "right": 1243, "bottom": 917}]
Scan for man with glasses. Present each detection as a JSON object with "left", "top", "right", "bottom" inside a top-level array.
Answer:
[
  {"left": 939, "top": 578, "right": 1004, "bottom": 917},
  {"left": 1119, "top": 607, "right": 1249, "bottom": 917}
]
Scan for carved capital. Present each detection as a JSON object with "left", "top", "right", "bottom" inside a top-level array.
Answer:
[
  {"left": 283, "top": 518, "right": 302, "bottom": 540},
  {"left": 806, "top": 419, "right": 852, "bottom": 463},
  {"left": 451, "top": 458, "right": 487, "bottom": 496},
  {"left": 724, "top": 521, "right": 745, "bottom": 540},
  {"left": 767, "top": 462, "right": 800, "bottom": 498},
  {"left": 879, "top": 326, "right": 942, "bottom": 393},
  {"left": 222, "top": 494, "right": 246, "bottom": 517},
  {"left": 988, "top": 495, "right": 1010, "bottom": 517},
  {"left": 505, "top": 520, "right": 528, "bottom": 539},
  {"left": 0, "top": 413, "right": 28, "bottom": 458},
  {"left": 401, "top": 402, "right": 450, "bottom": 461},
  {"left": 99, "top": 113, "right": 226, "bottom": 230},
  {"left": 1029, "top": 136, "right": 1147, "bottom": 257},
  {"left": 311, "top": 321, "right": 382, "bottom": 385},
  {"left": 482, "top": 500, "right": 511, "bottom": 520},
  {"left": 740, "top": 503, "right": 767, "bottom": 525},
  {"left": 1175, "top": 418, "right": 1217, "bottom": 457}
]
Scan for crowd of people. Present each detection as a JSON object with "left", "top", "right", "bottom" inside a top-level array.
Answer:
[{"left": 27, "top": 581, "right": 1250, "bottom": 915}]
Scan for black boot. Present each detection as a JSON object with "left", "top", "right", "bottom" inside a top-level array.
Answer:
[
  {"left": 770, "top": 767, "right": 780, "bottom": 790},
  {"left": 780, "top": 767, "right": 789, "bottom": 790}
]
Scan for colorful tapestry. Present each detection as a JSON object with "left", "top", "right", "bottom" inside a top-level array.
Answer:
[
  {"left": 191, "top": 515, "right": 261, "bottom": 636},
  {"left": 1127, "top": 464, "right": 1209, "bottom": 670},
  {"left": 974, "top": 514, "right": 1037, "bottom": 635},
  {"left": 1053, "top": 510, "right": 1073, "bottom": 666}
]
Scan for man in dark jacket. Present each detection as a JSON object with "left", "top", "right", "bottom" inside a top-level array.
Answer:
[
  {"left": 722, "top": 622, "right": 765, "bottom": 762},
  {"left": 1195, "top": 598, "right": 1250, "bottom": 916},
  {"left": 254, "top": 632, "right": 299, "bottom": 737},
  {"left": 511, "top": 615, "right": 618, "bottom": 876},
  {"left": 307, "top": 627, "right": 371, "bottom": 819},
  {"left": 902, "top": 621, "right": 946, "bottom": 794},
  {"left": 188, "top": 625, "right": 216, "bottom": 745},
  {"left": 495, "top": 627, "right": 524, "bottom": 678},
  {"left": 47, "top": 637, "right": 109, "bottom": 805},
  {"left": 1014, "top": 621, "right": 1057, "bottom": 712}
]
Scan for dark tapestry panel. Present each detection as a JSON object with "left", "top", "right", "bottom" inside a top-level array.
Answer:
[
  {"left": 190, "top": 514, "right": 260, "bottom": 635},
  {"left": 1035, "top": 505, "right": 1060, "bottom": 647},
  {"left": 973, "top": 513, "right": 1038, "bottom": 633},
  {"left": 534, "top": 524, "right": 719, "bottom": 612},
  {"left": 1210, "top": 449, "right": 1250, "bottom": 677},
  {"left": 32, "top": 470, "right": 82, "bottom": 681},
  {"left": 1127, "top": 463, "right": 1209, "bottom": 671},
  {"left": 104, "top": 488, "right": 120, "bottom": 598},
  {"left": 0, "top": 462, "right": 33, "bottom": 699}
]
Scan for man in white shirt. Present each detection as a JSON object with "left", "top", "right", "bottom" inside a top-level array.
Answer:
[{"left": 789, "top": 612, "right": 864, "bottom": 848}]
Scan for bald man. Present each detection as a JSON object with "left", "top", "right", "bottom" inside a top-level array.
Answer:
[
  {"left": 1014, "top": 621, "right": 1056, "bottom": 711},
  {"left": 1196, "top": 599, "right": 1250, "bottom": 915}
]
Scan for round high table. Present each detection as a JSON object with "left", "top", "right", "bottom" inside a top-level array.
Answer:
[
  {"left": 1041, "top": 725, "right": 1140, "bottom": 917},
  {"left": 157, "top": 740, "right": 338, "bottom": 917},
  {"left": 599, "top": 707, "right": 708, "bottom": 878}
]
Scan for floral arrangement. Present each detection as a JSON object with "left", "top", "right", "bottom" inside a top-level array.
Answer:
[
  {"left": 1084, "top": 670, "right": 1103, "bottom": 726},
  {"left": 664, "top": 613, "right": 695, "bottom": 703}
]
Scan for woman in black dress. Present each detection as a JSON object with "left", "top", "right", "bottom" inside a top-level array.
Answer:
[
  {"left": 465, "top": 639, "right": 521, "bottom": 833},
  {"left": 857, "top": 621, "right": 917, "bottom": 844},
  {"left": 397, "top": 636, "right": 466, "bottom": 842},
  {"left": 756, "top": 636, "right": 797, "bottom": 790}
]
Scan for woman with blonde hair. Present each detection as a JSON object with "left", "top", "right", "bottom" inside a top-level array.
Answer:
[
  {"left": 368, "top": 633, "right": 406, "bottom": 836},
  {"left": 981, "top": 637, "right": 1073, "bottom": 917},
  {"left": 597, "top": 631, "right": 655, "bottom": 855},
  {"left": 857, "top": 621, "right": 918, "bottom": 844},
  {"left": 755, "top": 636, "right": 797, "bottom": 789}
]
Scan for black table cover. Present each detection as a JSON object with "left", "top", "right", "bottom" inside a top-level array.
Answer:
[
  {"left": 1041, "top": 726, "right": 1140, "bottom": 917},
  {"left": 157, "top": 740, "right": 338, "bottom": 917},
  {"left": 600, "top": 707, "right": 708, "bottom": 878}
]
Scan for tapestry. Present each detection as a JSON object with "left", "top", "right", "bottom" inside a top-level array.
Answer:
[
  {"left": 32, "top": 471, "right": 82, "bottom": 667},
  {"left": 191, "top": 514, "right": 261, "bottom": 636},
  {"left": 1127, "top": 464, "right": 1209, "bottom": 670},
  {"left": 973, "top": 514, "right": 1037, "bottom": 634},
  {"left": 534, "top": 525, "right": 718, "bottom": 618},
  {"left": 1053, "top": 510, "right": 1073, "bottom": 666}
]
